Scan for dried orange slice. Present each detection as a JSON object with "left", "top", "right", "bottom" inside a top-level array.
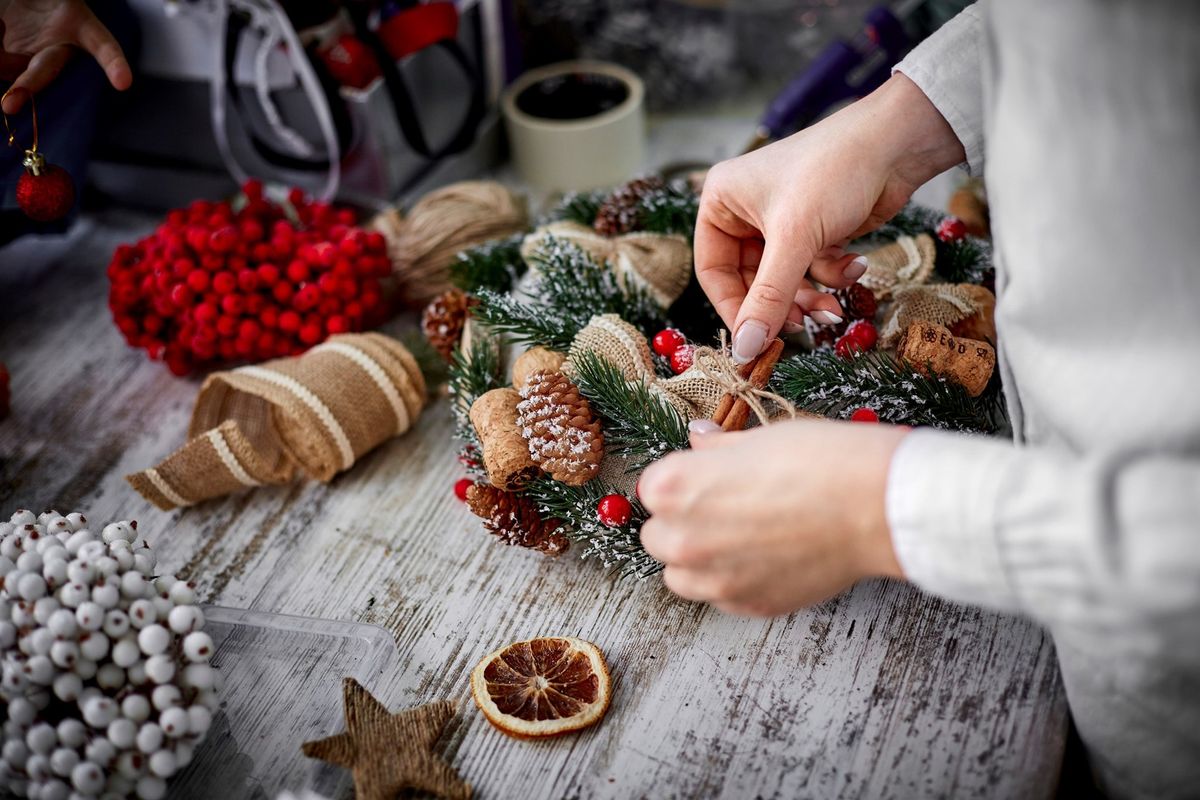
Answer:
[{"left": 470, "top": 636, "right": 611, "bottom": 738}]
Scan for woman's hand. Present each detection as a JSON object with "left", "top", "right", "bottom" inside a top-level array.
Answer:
[
  {"left": 1, "top": 0, "right": 132, "bottom": 114},
  {"left": 696, "top": 73, "right": 966, "bottom": 364},
  {"left": 638, "top": 420, "right": 910, "bottom": 616}
]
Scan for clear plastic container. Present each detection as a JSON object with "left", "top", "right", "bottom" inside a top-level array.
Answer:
[{"left": 170, "top": 606, "right": 400, "bottom": 799}]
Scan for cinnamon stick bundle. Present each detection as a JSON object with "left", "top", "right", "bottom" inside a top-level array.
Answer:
[{"left": 711, "top": 338, "right": 785, "bottom": 431}]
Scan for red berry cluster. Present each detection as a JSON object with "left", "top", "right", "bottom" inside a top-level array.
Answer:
[
  {"left": 107, "top": 181, "right": 391, "bottom": 376},
  {"left": 936, "top": 216, "right": 967, "bottom": 242},
  {"left": 652, "top": 328, "right": 694, "bottom": 375},
  {"left": 0, "top": 362, "right": 9, "bottom": 421},
  {"left": 835, "top": 320, "right": 879, "bottom": 359}
]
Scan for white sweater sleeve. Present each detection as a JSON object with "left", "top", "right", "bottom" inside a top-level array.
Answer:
[
  {"left": 892, "top": 4, "right": 986, "bottom": 175},
  {"left": 887, "top": 429, "right": 1200, "bottom": 658}
]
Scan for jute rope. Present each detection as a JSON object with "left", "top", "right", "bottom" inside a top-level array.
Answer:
[
  {"left": 690, "top": 332, "right": 796, "bottom": 426},
  {"left": 371, "top": 180, "right": 528, "bottom": 308},
  {"left": 127, "top": 333, "right": 426, "bottom": 511},
  {"left": 859, "top": 233, "right": 937, "bottom": 300}
]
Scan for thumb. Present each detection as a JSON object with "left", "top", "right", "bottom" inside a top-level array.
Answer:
[{"left": 731, "top": 231, "right": 814, "bottom": 364}]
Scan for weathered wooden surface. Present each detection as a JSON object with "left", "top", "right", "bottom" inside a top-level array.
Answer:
[{"left": 0, "top": 105, "right": 1067, "bottom": 796}]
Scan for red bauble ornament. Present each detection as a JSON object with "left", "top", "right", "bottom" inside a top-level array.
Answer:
[
  {"left": 652, "top": 328, "right": 686, "bottom": 358},
  {"left": 850, "top": 407, "right": 879, "bottom": 423},
  {"left": 454, "top": 478, "right": 473, "bottom": 502},
  {"left": 15, "top": 152, "right": 75, "bottom": 222},
  {"left": 936, "top": 217, "right": 967, "bottom": 242},
  {"left": 597, "top": 494, "right": 633, "bottom": 528},
  {"left": 669, "top": 344, "right": 695, "bottom": 375}
]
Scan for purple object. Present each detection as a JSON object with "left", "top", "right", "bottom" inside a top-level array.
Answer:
[{"left": 752, "top": 5, "right": 912, "bottom": 147}]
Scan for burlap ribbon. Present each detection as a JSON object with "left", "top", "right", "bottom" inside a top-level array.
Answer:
[
  {"left": 879, "top": 283, "right": 995, "bottom": 347},
  {"left": 521, "top": 221, "right": 693, "bottom": 308},
  {"left": 859, "top": 233, "right": 937, "bottom": 300},
  {"left": 563, "top": 314, "right": 794, "bottom": 423},
  {"left": 127, "top": 333, "right": 426, "bottom": 511}
]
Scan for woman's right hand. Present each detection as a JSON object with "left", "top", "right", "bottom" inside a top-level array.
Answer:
[{"left": 696, "top": 73, "right": 966, "bottom": 364}]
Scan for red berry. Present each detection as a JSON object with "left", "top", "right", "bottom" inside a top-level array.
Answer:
[
  {"left": 169, "top": 284, "right": 193, "bottom": 309},
  {"left": 652, "top": 328, "right": 686, "bottom": 357},
  {"left": 186, "top": 270, "right": 210, "bottom": 293},
  {"left": 237, "top": 269, "right": 259, "bottom": 292},
  {"left": 216, "top": 315, "right": 238, "bottom": 338},
  {"left": 293, "top": 284, "right": 322, "bottom": 312},
  {"left": 220, "top": 294, "right": 244, "bottom": 316},
  {"left": 194, "top": 302, "right": 219, "bottom": 323},
  {"left": 834, "top": 335, "right": 861, "bottom": 359},
  {"left": 597, "top": 494, "right": 633, "bottom": 528},
  {"left": 453, "top": 478, "right": 473, "bottom": 502},
  {"left": 209, "top": 226, "right": 239, "bottom": 254},
  {"left": 298, "top": 322, "right": 323, "bottom": 346},
  {"left": 272, "top": 282, "right": 294, "bottom": 304},
  {"left": 845, "top": 320, "right": 878, "bottom": 350},
  {"left": 287, "top": 187, "right": 307, "bottom": 208},
  {"left": 260, "top": 306, "right": 279, "bottom": 329},
  {"left": 669, "top": 345, "right": 695, "bottom": 375},
  {"left": 242, "top": 178, "right": 264, "bottom": 200},
  {"left": 238, "top": 319, "right": 261, "bottom": 341},
  {"left": 212, "top": 271, "right": 237, "bottom": 294},
  {"left": 937, "top": 217, "right": 967, "bottom": 242},
  {"left": 326, "top": 315, "right": 350, "bottom": 335},
  {"left": 257, "top": 263, "right": 281, "bottom": 286},
  {"left": 278, "top": 311, "right": 302, "bottom": 333},
  {"left": 286, "top": 260, "right": 310, "bottom": 284},
  {"left": 850, "top": 407, "right": 880, "bottom": 423}
]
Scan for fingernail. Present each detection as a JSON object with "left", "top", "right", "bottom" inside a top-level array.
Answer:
[
  {"left": 843, "top": 256, "right": 869, "bottom": 281},
  {"left": 810, "top": 310, "right": 843, "bottom": 326},
  {"left": 782, "top": 321, "right": 805, "bottom": 334},
  {"left": 688, "top": 419, "right": 722, "bottom": 435},
  {"left": 732, "top": 320, "right": 768, "bottom": 364}
]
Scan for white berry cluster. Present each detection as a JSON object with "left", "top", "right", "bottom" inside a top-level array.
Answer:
[{"left": 0, "top": 510, "right": 220, "bottom": 799}]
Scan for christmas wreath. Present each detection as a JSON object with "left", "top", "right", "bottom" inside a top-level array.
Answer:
[{"left": 428, "top": 177, "right": 1004, "bottom": 578}]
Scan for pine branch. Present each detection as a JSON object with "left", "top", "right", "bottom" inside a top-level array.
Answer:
[
  {"left": 636, "top": 179, "right": 700, "bottom": 237},
  {"left": 771, "top": 350, "right": 1002, "bottom": 433},
  {"left": 571, "top": 350, "right": 689, "bottom": 468},
  {"left": 551, "top": 189, "right": 607, "bottom": 227},
  {"left": 525, "top": 476, "right": 661, "bottom": 579},
  {"left": 449, "top": 235, "right": 527, "bottom": 294},
  {"left": 448, "top": 335, "right": 502, "bottom": 462},
  {"left": 471, "top": 237, "right": 669, "bottom": 351}
]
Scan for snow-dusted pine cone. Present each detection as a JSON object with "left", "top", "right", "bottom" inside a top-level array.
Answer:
[
  {"left": 516, "top": 370, "right": 604, "bottom": 486},
  {"left": 593, "top": 176, "right": 666, "bottom": 236},
  {"left": 0, "top": 509, "right": 219, "bottom": 800},
  {"left": 836, "top": 282, "right": 878, "bottom": 322},
  {"left": 465, "top": 484, "right": 569, "bottom": 555},
  {"left": 421, "top": 288, "right": 472, "bottom": 361}
]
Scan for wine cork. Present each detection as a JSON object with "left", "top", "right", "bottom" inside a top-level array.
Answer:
[
  {"left": 947, "top": 284, "right": 997, "bottom": 344},
  {"left": 469, "top": 388, "right": 541, "bottom": 490},
  {"left": 897, "top": 321, "right": 995, "bottom": 397},
  {"left": 511, "top": 347, "right": 566, "bottom": 388},
  {"left": 948, "top": 187, "right": 989, "bottom": 237}
]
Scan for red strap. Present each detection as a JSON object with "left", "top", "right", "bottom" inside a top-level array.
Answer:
[{"left": 377, "top": 3, "right": 460, "bottom": 60}]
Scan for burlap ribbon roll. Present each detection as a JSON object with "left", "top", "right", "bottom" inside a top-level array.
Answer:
[
  {"left": 860, "top": 233, "right": 937, "bottom": 300},
  {"left": 880, "top": 283, "right": 996, "bottom": 347},
  {"left": 521, "top": 221, "right": 693, "bottom": 308},
  {"left": 564, "top": 314, "right": 750, "bottom": 422},
  {"left": 371, "top": 181, "right": 528, "bottom": 308},
  {"left": 128, "top": 333, "right": 426, "bottom": 511}
]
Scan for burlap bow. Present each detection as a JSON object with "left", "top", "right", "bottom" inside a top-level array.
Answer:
[
  {"left": 879, "top": 283, "right": 996, "bottom": 346},
  {"left": 859, "top": 233, "right": 937, "bottom": 300},
  {"left": 127, "top": 333, "right": 426, "bottom": 511},
  {"left": 521, "top": 221, "right": 693, "bottom": 308},
  {"left": 564, "top": 314, "right": 794, "bottom": 424}
]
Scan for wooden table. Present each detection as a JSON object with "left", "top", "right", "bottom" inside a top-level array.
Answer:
[{"left": 0, "top": 114, "right": 1067, "bottom": 799}]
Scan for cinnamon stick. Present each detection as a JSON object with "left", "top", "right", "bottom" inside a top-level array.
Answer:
[
  {"left": 721, "top": 338, "right": 785, "bottom": 431},
  {"left": 710, "top": 359, "right": 757, "bottom": 426}
]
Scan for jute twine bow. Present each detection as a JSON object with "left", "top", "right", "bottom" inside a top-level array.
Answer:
[
  {"left": 371, "top": 180, "right": 528, "bottom": 308},
  {"left": 564, "top": 315, "right": 795, "bottom": 427},
  {"left": 691, "top": 332, "right": 796, "bottom": 428},
  {"left": 521, "top": 221, "right": 693, "bottom": 308},
  {"left": 127, "top": 333, "right": 426, "bottom": 511},
  {"left": 879, "top": 282, "right": 995, "bottom": 346}
]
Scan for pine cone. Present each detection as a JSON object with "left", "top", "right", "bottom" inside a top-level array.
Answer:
[
  {"left": 421, "top": 288, "right": 472, "bottom": 361},
  {"left": 516, "top": 370, "right": 604, "bottom": 486},
  {"left": 808, "top": 317, "right": 848, "bottom": 350},
  {"left": 837, "top": 282, "right": 878, "bottom": 322},
  {"left": 593, "top": 176, "right": 666, "bottom": 236},
  {"left": 466, "top": 484, "right": 570, "bottom": 555}
]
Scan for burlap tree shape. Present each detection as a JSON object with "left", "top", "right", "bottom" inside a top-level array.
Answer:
[{"left": 302, "top": 678, "right": 471, "bottom": 800}]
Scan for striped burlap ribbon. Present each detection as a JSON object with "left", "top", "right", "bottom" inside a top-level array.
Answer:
[{"left": 128, "top": 333, "right": 426, "bottom": 511}]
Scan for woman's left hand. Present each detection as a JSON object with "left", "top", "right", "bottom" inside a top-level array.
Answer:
[{"left": 638, "top": 419, "right": 910, "bottom": 616}]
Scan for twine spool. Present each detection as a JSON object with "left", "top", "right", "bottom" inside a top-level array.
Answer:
[
  {"left": 127, "top": 333, "right": 426, "bottom": 510},
  {"left": 371, "top": 180, "right": 528, "bottom": 308}
]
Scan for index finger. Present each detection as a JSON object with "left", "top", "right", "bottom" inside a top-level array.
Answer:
[
  {"left": 693, "top": 214, "right": 753, "bottom": 331},
  {"left": 76, "top": 13, "right": 132, "bottom": 91}
]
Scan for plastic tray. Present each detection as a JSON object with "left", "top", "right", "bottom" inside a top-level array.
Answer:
[{"left": 170, "top": 606, "right": 399, "bottom": 799}]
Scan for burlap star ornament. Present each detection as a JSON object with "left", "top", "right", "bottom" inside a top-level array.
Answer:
[{"left": 301, "top": 678, "right": 471, "bottom": 800}]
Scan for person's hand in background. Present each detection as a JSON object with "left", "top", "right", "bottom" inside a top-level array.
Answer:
[
  {"left": 696, "top": 73, "right": 966, "bottom": 364},
  {"left": 1, "top": 0, "right": 132, "bottom": 115}
]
